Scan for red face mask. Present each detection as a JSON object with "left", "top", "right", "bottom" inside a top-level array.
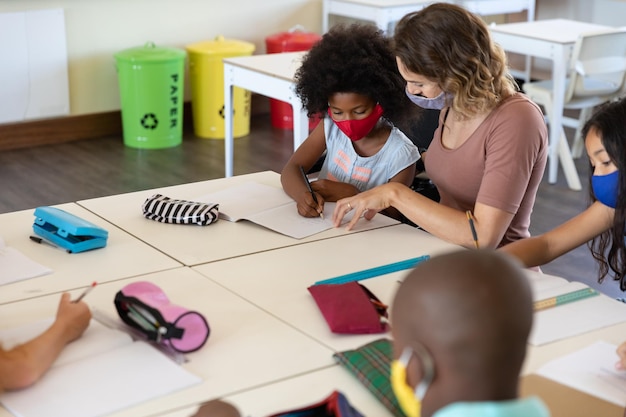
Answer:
[{"left": 327, "top": 104, "right": 384, "bottom": 142}]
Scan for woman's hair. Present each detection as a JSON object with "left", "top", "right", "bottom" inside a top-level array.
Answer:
[
  {"left": 393, "top": 3, "right": 518, "bottom": 119},
  {"left": 294, "top": 23, "right": 411, "bottom": 125},
  {"left": 582, "top": 97, "right": 626, "bottom": 290}
]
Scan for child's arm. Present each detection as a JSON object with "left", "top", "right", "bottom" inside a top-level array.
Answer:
[
  {"left": 500, "top": 201, "right": 614, "bottom": 267},
  {"left": 310, "top": 179, "right": 360, "bottom": 202},
  {"left": 0, "top": 293, "right": 91, "bottom": 391},
  {"left": 281, "top": 123, "right": 327, "bottom": 217},
  {"left": 389, "top": 163, "right": 417, "bottom": 187}
]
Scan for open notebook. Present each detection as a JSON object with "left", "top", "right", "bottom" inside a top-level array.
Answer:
[
  {"left": 0, "top": 318, "right": 201, "bottom": 417},
  {"left": 527, "top": 272, "right": 626, "bottom": 346},
  {"left": 194, "top": 182, "right": 362, "bottom": 239}
]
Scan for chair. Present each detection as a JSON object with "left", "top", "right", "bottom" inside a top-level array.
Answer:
[{"left": 523, "top": 29, "right": 626, "bottom": 191}]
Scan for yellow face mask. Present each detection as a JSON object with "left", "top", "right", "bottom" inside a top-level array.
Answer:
[{"left": 390, "top": 344, "right": 434, "bottom": 417}]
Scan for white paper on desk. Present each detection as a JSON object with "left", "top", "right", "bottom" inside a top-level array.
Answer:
[
  {"left": 0, "top": 237, "right": 52, "bottom": 285},
  {"left": 194, "top": 182, "right": 356, "bottom": 239},
  {"left": 0, "top": 318, "right": 132, "bottom": 368},
  {"left": 529, "top": 281, "right": 626, "bottom": 346},
  {"left": 537, "top": 341, "right": 626, "bottom": 406},
  {"left": 525, "top": 270, "right": 569, "bottom": 295},
  {"left": 0, "top": 319, "right": 202, "bottom": 417}
]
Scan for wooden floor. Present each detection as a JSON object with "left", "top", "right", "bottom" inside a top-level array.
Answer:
[{"left": 0, "top": 111, "right": 602, "bottom": 293}]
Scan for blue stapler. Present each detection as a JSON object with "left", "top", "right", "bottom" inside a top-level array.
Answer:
[{"left": 32, "top": 206, "right": 109, "bottom": 253}]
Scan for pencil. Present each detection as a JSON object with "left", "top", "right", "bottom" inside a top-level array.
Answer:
[
  {"left": 73, "top": 281, "right": 97, "bottom": 303},
  {"left": 466, "top": 210, "right": 479, "bottom": 249},
  {"left": 299, "top": 165, "right": 324, "bottom": 219}
]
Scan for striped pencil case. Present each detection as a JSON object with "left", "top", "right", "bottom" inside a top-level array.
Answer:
[{"left": 142, "top": 194, "right": 219, "bottom": 226}]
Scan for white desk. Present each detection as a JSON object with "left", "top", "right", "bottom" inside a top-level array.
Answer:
[
  {"left": 322, "top": 0, "right": 436, "bottom": 33},
  {"left": 2, "top": 172, "right": 625, "bottom": 417},
  {"left": 490, "top": 19, "right": 614, "bottom": 189},
  {"left": 194, "top": 224, "right": 461, "bottom": 353},
  {"left": 0, "top": 203, "right": 180, "bottom": 305},
  {"left": 0, "top": 267, "right": 335, "bottom": 417},
  {"left": 223, "top": 52, "right": 307, "bottom": 177},
  {"left": 77, "top": 171, "right": 399, "bottom": 266},
  {"left": 322, "top": 0, "right": 535, "bottom": 34}
]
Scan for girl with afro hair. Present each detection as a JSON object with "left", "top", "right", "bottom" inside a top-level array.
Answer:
[{"left": 280, "top": 23, "right": 420, "bottom": 219}]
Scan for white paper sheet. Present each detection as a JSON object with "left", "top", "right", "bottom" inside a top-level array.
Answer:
[
  {"left": 0, "top": 318, "right": 202, "bottom": 417},
  {"left": 537, "top": 341, "right": 626, "bottom": 406},
  {"left": 0, "top": 237, "right": 52, "bottom": 285},
  {"left": 529, "top": 280, "right": 626, "bottom": 346},
  {"left": 195, "top": 182, "right": 357, "bottom": 239},
  {"left": 0, "top": 318, "right": 132, "bottom": 368}
]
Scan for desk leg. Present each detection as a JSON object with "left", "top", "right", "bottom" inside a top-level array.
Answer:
[
  {"left": 548, "top": 50, "right": 566, "bottom": 185},
  {"left": 322, "top": 0, "right": 330, "bottom": 33},
  {"left": 523, "top": 0, "right": 536, "bottom": 83},
  {"left": 549, "top": 47, "right": 581, "bottom": 190},
  {"left": 224, "top": 66, "right": 235, "bottom": 178},
  {"left": 291, "top": 100, "right": 309, "bottom": 152},
  {"left": 375, "top": 11, "right": 390, "bottom": 34}
]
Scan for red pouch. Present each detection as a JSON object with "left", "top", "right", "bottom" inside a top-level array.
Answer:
[{"left": 307, "top": 281, "right": 388, "bottom": 334}]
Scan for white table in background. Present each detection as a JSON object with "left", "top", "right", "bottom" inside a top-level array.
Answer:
[
  {"left": 322, "top": 0, "right": 535, "bottom": 35},
  {"left": 223, "top": 52, "right": 307, "bottom": 177},
  {"left": 0, "top": 267, "right": 335, "bottom": 417},
  {"left": 490, "top": 19, "right": 614, "bottom": 188},
  {"left": 77, "top": 171, "right": 399, "bottom": 266},
  {"left": 322, "top": 0, "right": 436, "bottom": 33},
  {"left": 0, "top": 203, "right": 180, "bottom": 305}
]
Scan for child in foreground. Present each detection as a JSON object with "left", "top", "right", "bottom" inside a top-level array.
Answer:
[{"left": 390, "top": 250, "right": 549, "bottom": 417}]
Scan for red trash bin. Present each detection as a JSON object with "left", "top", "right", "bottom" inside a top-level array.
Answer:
[{"left": 265, "top": 26, "right": 322, "bottom": 130}]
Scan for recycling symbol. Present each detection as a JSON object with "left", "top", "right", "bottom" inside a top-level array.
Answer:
[
  {"left": 218, "top": 105, "right": 234, "bottom": 119},
  {"left": 141, "top": 113, "right": 158, "bottom": 129}
]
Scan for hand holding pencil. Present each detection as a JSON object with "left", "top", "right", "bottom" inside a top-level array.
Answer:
[
  {"left": 56, "top": 291, "right": 92, "bottom": 343},
  {"left": 299, "top": 166, "right": 324, "bottom": 219}
]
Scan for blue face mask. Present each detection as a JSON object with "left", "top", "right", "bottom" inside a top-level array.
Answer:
[
  {"left": 405, "top": 89, "right": 450, "bottom": 110},
  {"left": 592, "top": 170, "right": 619, "bottom": 208}
]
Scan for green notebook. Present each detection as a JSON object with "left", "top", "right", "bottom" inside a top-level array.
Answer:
[{"left": 333, "top": 338, "right": 406, "bottom": 417}]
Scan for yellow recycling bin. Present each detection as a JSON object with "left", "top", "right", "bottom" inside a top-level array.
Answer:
[{"left": 186, "top": 36, "right": 255, "bottom": 139}]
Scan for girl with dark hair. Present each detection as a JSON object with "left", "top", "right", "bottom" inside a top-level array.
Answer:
[
  {"left": 503, "top": 97, "right": 626, "bottom": 299},
  {"left": 280, "top": 23, "right": 420, "bottom": 219}
]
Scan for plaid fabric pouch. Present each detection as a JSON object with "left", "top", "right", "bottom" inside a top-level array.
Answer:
[
  {"left": 333, "top": 338, "right": 405, "bottom": 417},
  {"left": 142, "top": 194, "right": 219, "bottom": 226}
]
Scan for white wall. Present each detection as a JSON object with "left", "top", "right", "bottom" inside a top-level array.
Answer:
[
  {"left": 0, "top": 0, "right": 621, "bottom": 119},
  {"left": 0, "top": 0, "right": 321, "bottom": 117}
]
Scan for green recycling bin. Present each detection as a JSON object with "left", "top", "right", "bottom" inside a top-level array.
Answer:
[{"left": 115, "top": 42, "right": 186, "bottom": 149}]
